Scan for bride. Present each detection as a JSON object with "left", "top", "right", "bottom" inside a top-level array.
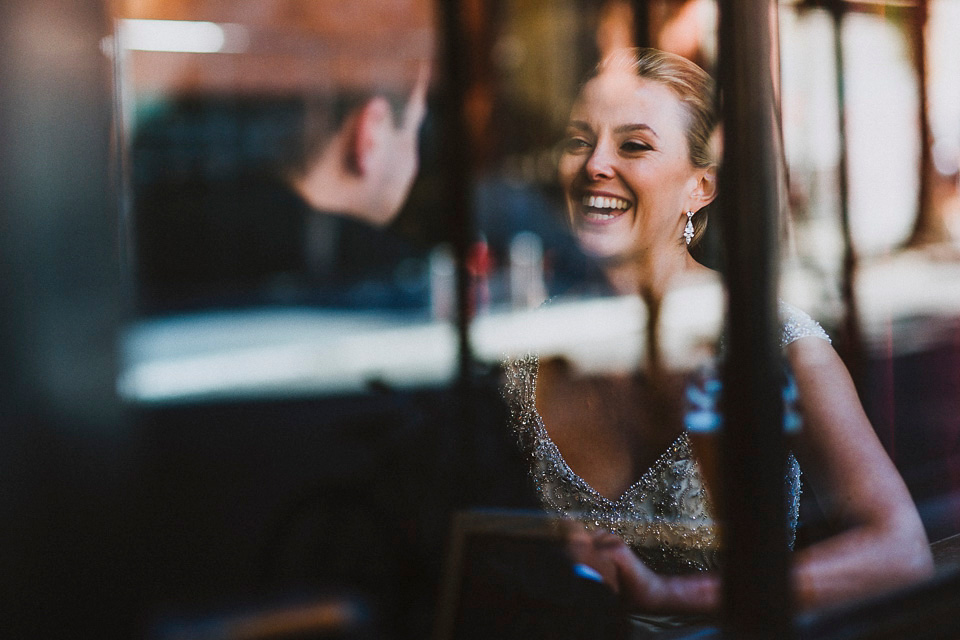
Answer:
[{"left": 502, "top": 47, "right": 932, "bottom": 619}]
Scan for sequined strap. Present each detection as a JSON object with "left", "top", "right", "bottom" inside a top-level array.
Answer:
[
  {"left": 500, "top": 353, "right": 548, "bottom": 454},
  {"left": 779, "top": 300, "right": 831, "bottom": 348},
  {"left": 501, "top": 353, "right": 538, "bottom": 416}
]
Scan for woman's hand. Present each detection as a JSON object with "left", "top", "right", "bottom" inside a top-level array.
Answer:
[
  {"left": 565, "top": 525, "right": 720, "bottom": 613},
  {"left": 565, "top": 525, "right": 625, "bottom": 593}
]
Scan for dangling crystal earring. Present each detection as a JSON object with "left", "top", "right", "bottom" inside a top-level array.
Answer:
[{"left": 683, "top": 210, "right": 695, "bottom": 245}]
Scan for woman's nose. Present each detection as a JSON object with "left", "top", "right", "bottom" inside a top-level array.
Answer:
[{"left": 585, "top": 142, "right": 615, "bottom": 180}]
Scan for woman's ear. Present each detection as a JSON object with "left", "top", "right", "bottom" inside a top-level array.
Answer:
[
  {"left": 348, "top": 97, "right": 392, "bottom": 175},
  {"left": 691, "top": 165, "right": 718, "bottom": 210}
]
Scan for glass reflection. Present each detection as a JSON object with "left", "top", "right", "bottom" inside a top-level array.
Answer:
[
  {"left": 113, "top": 2, "right": 446, "bottom": 403},
  {"left": 498, "top": 45, "right": 933, "bottom": 630},
  {"left": 105, "top": 1, "right": 960, "bottom": 636}
]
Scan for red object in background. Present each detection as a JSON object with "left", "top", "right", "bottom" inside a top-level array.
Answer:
[{"left": 467, "top": 237, "right": 492, "bottom": 316}]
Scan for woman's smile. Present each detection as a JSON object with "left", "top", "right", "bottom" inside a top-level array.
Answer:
[{"left": 579, "top": 192, "right": 632, "bottom": 223}]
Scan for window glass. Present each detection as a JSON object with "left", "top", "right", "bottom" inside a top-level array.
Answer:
[
  {"left": 108, "top": 0, "right": 960, "bottom": 633},
  {"left": 112, "top": 1, "right": 452, "bottom": 403}
]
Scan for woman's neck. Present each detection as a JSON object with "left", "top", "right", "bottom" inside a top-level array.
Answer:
[{"left": 601, "top": 245, "right": 705, "bottom": 301}]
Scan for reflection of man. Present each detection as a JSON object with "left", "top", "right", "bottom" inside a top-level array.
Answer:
[
  {"left": 133, "top": 66, "right": 430, "bottom": 311},
  {"left": 284, "top": 66, "right": 432, "bottom": 307},
  {"left": 290, "top": 65, "right": 428, "bottom": 230}
]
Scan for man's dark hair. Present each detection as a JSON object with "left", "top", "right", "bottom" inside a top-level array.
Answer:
[{"left": 284, "top": 88, "right": 411, "bottom": 179}]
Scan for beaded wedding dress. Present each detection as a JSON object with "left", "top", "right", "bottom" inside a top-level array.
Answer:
[{"left": 502, "top": 301, "right": 831, "bottom": 576}]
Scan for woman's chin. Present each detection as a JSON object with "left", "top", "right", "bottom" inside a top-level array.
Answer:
[{"left": 574, "top": 232, "right": 631, "bottom": 263}]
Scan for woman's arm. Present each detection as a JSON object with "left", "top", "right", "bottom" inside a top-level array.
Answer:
[
  {"left": 572, "top": 337, "right": 933, "bottom": 614},
  {"left": 786, "top": 336, "right": 933, "bottom": 609}
]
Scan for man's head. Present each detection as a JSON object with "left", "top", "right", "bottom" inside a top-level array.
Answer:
[{"left": 291, "top": 64, "right": 430, "bottom": 228}]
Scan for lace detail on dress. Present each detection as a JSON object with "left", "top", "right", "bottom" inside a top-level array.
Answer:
[
  {"left": 503, "top": 354, "right": 719, "bottom": 573},
  {"left": 779, "top": 301, "right": 831, "bottom": 347},
  {"left": 502, "top": 304, "right": 821, "bottom": 574}
]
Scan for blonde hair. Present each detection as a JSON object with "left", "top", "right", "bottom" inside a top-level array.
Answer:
[{"left": 593, "top": 48, "right": 717, "bottom": 247}]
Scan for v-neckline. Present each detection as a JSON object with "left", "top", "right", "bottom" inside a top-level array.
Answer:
[{"left": 530, "top": 400, "right": 691, "bottom": 505}]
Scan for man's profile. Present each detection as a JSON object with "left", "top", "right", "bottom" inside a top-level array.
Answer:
[
  {"left": 132, "top": 62, "right": 431, "bottom": 311},
  {"left": 290, "top": 64, "right": 429, "bottom": 230}
]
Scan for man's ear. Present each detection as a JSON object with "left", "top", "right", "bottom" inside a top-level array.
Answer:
[
  {"left": 691, "top": 165, "right": 718, "bottom": 209},
  {"left": 348, "top": 97, "right": 392, "bottom": 175}
]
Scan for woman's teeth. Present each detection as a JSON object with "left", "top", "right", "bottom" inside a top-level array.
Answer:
[{"left": 581, "top": 195, "right": 629, "bottom": 220}]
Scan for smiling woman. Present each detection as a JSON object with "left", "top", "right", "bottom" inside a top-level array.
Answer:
[
  {"left": 558, "top": 49, "right": 716, "bottom": 299},
  {"left": 503, "top": 47, "right": 933, "bottom": 633}
]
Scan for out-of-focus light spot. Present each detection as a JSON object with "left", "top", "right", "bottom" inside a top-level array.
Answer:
[
  {"left": 933, "top": 139, "right": 960, "bottom": 176},
  {"left": 117, "top": 19, "right": 248, "bottom": 54}
]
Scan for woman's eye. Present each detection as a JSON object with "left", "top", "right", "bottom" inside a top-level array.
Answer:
[
  {"left": 621, "top": 141, "right": 652, "bottom": 152},
  {"left": 563, "top": 137, "right": 591, "bottom": 151}
]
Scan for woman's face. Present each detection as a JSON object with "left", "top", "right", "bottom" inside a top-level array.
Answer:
[{"left": 558, "top": 70, "right": 704, "bottom": 261}]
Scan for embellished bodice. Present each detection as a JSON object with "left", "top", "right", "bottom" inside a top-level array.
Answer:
[{"left": 501, "top": 301, "right": 830, "bottom": 574}]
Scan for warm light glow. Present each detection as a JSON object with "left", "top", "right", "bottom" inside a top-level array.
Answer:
[{"left": 117, "top": 19, "right": 248, "bottom": 53}]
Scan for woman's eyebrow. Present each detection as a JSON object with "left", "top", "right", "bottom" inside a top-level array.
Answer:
[
  {"left": 565, "top": 121, "right": 659, "bottom": 140},
  {"left": 614, "top": 123, "right": 659, "bottom": 139},
  {"left": 566, "top": 120, "right": 591, "bottom": 132}
]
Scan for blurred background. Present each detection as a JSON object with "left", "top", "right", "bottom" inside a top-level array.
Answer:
[{"left": 4, "top": 0, "right": 960, "bottom": 637}]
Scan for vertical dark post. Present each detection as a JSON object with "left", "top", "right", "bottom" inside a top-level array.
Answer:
[
  {"left": 828, "top": 0, "right": 866, "bottom": 392},
  {"left": 716, "top": 0, "right": 794, "bottom": 637},
  {"left": 0, "top": 1, "right": 133, "bottom": 637},
  {"left": 906, "top": 0, "right": 942, "bottom": 246},
  {"left": 434, "top": 0, "right": 479, "bottom": 521},
  {"left": 632, "top": 0, "right": 651, "bottom": 48},
  {"left": 436, "top": 0, "right": 476, "bottom": 393}
]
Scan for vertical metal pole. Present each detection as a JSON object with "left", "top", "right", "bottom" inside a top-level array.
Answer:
[
  {"left": 435, "top": 0, "right": 479, "bottom": 525},
  {"left": 716, "top": 0, "right": 794, "bottom": 637},
  {"left": 632, "top": 0, "right": 651, "bottom": 48},
  {"left": 436, "top": 0, "right": 477, "bottom": 393},
  {"left": 906, "top": 0, "right": 942, "bottom": 246},
  {"left": 111, "top": 22, "right": 139, "bottom": 310},
  {"left": 828, "top": 0, "right": 866, "bottom": 391}
]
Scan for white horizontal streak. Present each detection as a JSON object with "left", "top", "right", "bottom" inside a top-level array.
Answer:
[{"left": 118, "top": 19, "right": 247, "bottom": 54}]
